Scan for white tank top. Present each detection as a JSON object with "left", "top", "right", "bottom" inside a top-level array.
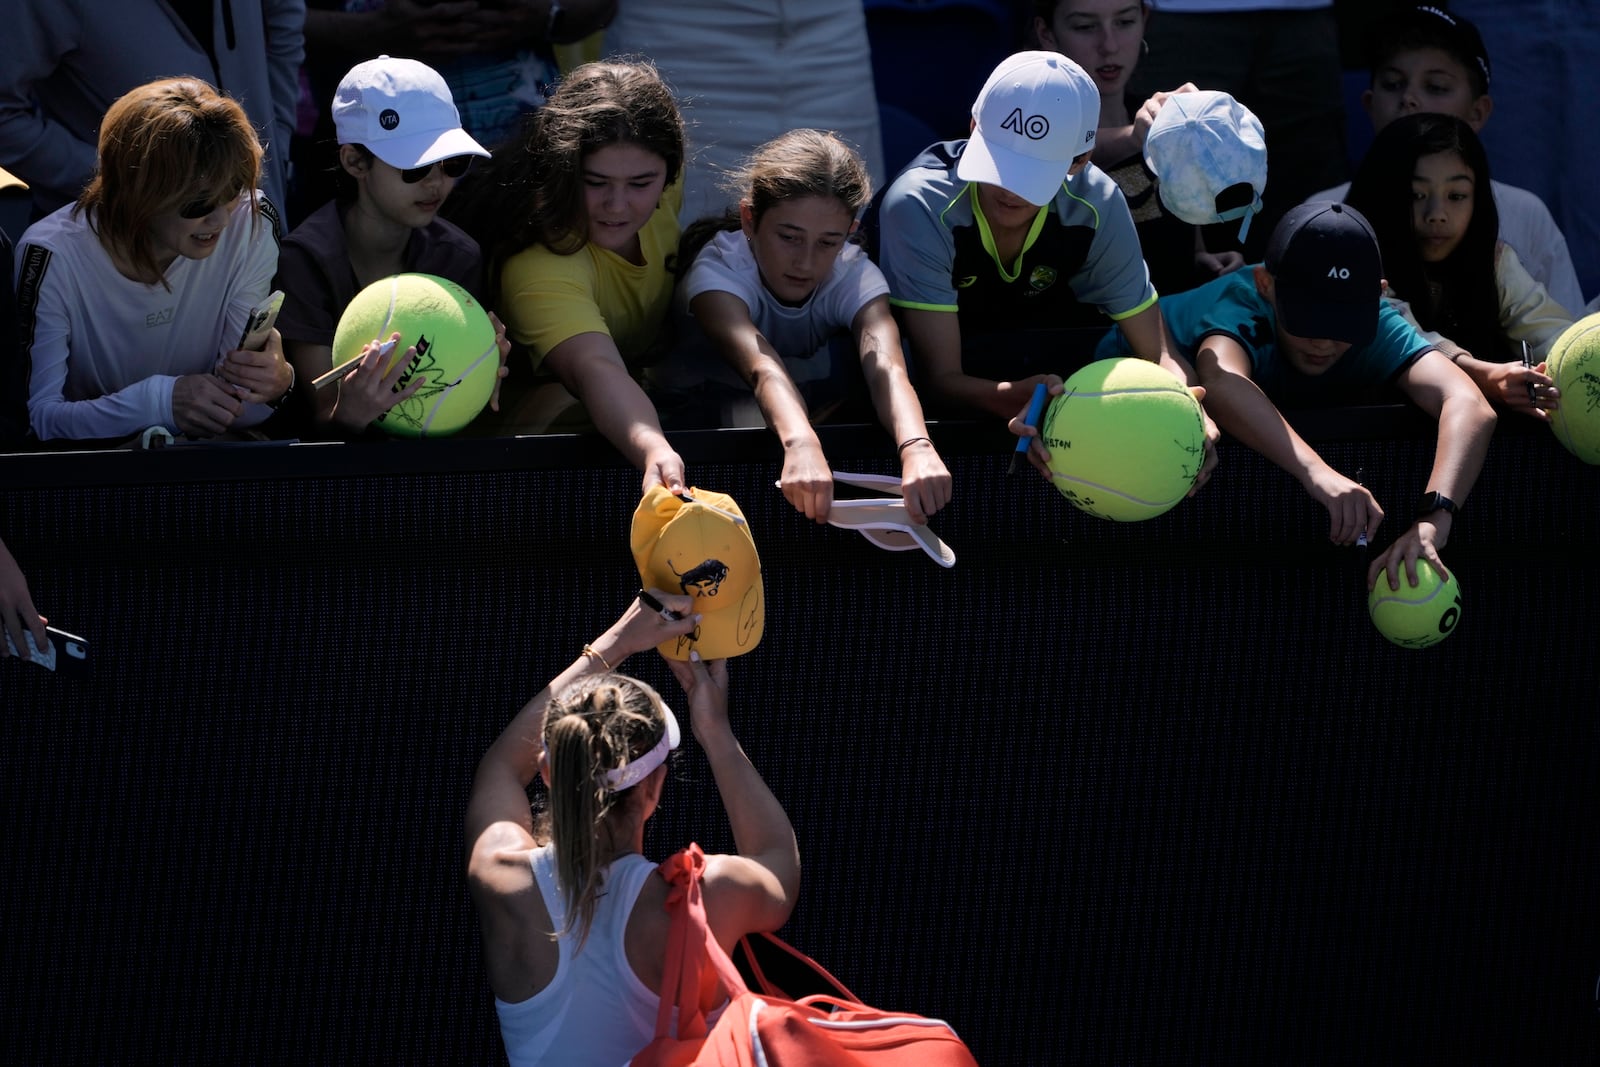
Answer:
[{"left": 494, "top": 846, "right": 661, "bottom": 1067}]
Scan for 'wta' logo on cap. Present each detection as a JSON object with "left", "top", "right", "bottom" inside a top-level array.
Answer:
[
  {"left": 1001, "top": 108, "right": 1050, "bottom": 141},
  {"left": 379, "top": 108, "right": 400, "bottom": 130}
]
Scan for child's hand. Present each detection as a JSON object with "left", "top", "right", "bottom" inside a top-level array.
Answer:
[
  {"left": 330, "top": 334, "right": 426, "bottom": 430},
  {"left": 1132, "top": 82, "right": 1199, "bottom": 149},
  {"left": 780, "top": 441, "right": 834, "bottom": 523},
  {"left": 641, "top": 447, "right": 686, "bottom": 497},
  {"left": 1497, "top": 358, "right": 1559, "bottom": 420},
  {"left": 1005, "top": 374, "right": 1063, "bottom": 480},
  {"left": 1194, "top": 249, "right": 1245, "bottom": 278},
  {"left": 487, "top": 311, "right": 512, "bottom": 413},
  {"left": 1307, "top": 467, "right": 1385, "bottom": 545},
  {"left": 898, "top": 442, "right": 952, "bottom": 524},
  {"left": 1367, "top": 519, "right": 1451, "bottom": 592}
]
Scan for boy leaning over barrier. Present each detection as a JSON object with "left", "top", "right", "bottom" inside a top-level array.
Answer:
[{"left": 1097, "top": 201, "right": 1497, "bottom": 593}]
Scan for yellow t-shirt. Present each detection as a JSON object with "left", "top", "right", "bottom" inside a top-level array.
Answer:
[{"left": 499, "top": 181, "right": 683, "bottom": 373}]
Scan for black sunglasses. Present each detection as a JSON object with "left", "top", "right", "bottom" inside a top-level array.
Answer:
[
  {"left": 400, "top": 156, "right": 474, "bottom": 184},
  {"left": 178, "top": 188, "right": 242, "bottom": 219}
]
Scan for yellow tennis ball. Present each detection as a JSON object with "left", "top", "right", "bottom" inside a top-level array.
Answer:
[
  {"left": 331, "top": 273, "right": 499, "bottom": 437},
  {"left": 1367, "top": 560, "right": 1462, "bottom": 649},
  {"left": 1545, "top": 311, "right": 1600, "bottom": 464},
  {"left": 1039, "top": 357, "right": 1206, "bottom": 521}
]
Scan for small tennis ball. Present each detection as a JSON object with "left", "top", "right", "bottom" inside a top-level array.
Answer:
[
  {"left": 1367, "top": 560, "right": 1463, "bottom": 649},
  {"left": 1039, "top": 357, "right": 1206, "bottom": 521},
  {"left": 331, "top": 273, "right": 499, "bottom": 437},
  {"left": 1545, "top": 311, "right": 1600, "bottom": 464}
]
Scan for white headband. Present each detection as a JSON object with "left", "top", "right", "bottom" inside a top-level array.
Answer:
[{"left": 603, "top": 704, "right": 680, "bottom": 791}]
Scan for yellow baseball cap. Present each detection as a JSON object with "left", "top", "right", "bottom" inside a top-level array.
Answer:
[{"left": 630, "top": 486, "right": 764, "bottom": 660}]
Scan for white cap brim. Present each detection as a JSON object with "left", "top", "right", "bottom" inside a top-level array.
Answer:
[
  {"left": 956, "top": 133, "right": 1066, "bottom": 208},
  {"left": 364, "top": 126, "right": 491, "bottom": 170}
]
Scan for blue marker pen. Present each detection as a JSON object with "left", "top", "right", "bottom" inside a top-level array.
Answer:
[{"left": 1009, "top": 382, "right": 1049, "bottom": 475}]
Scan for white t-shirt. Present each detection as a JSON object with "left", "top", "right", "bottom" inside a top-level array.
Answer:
[
  {"left": 655, "top": 230, "right": 889, "bottom": 427},
  {"left": 683, "top": 229, "right": 889, "bottom": 383},
  {"left": 1311, "top": 179, "right": 1584, "bottom": 318},
  {"left": 15, "top": 192, "right": 279, "bottom": 441}
]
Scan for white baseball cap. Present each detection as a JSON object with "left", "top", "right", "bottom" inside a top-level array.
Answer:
[
  {"left": 1143, "top": 90, "right": 1267, "bottom": 242},
  {"left": 956, "top": 51, "right": 1100, "bottom": 207},
  {"left": 333, "top": 56, "right": 490, "bottom": 170}
]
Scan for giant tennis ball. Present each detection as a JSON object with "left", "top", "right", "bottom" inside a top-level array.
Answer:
[
  {"left": 1039, "top": 358, "right": 1206, "bottom": 521},
  {"left": 1367, "top": 560, "right": 1462, "bottom": 649},
  {"left": 331, "top": 273, "right": 498, "bottom": 437},
  {"left": 1545, "top": 312, "right": 1600, "bottom": 464}
]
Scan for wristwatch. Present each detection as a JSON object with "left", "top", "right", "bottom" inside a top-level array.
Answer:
[{"left": 1416, "top": 491, "right": 1458, "bottom": 519}]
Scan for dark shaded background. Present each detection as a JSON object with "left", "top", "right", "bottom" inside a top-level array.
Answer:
[{"left": 2, "top": 413, "right": 1597, "bottom": 1065}]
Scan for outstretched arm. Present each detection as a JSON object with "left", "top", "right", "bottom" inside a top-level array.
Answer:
[
  {"left": 666, "top": 654, "right": 800, "bottom": 948},
  {"left": 544, "top": 332, "right": 685, "bottom": 495},
  {"left": 1368, "top": 349, "right": 1497, "bottom": 590},
  {"left": 853, "top": 297, "right": 951, "bottom": 523},
  {"left": 1196, "top": 334, "right": 1384, "bottom": 545},
  {"left": 691, "top": 290, "right": 834, "bottom": 522}
]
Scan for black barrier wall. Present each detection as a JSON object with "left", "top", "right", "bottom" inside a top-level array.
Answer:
[{"left": 2, "top": 417, "right": 1598, "bottom": 1065}]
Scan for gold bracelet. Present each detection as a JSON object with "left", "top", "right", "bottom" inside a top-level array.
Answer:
[{"left": 580, "top": 643, "right": 613, "bottom": 671}]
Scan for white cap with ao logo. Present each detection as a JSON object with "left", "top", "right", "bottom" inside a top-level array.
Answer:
[{"left": 956, "top": 51, "right": 1101, "bottom": 207}]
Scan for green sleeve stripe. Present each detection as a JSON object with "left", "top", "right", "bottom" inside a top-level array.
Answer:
[
  {"left": 1108, "top": 291, "right": 1158, "bottom": 321},
  {"left": 888, "top": 298, "right": 960, "bottom": 313}
]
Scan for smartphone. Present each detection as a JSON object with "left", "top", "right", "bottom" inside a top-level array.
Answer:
[
  {"left": 4, "top": 625, "right": 90, "bottom": 676},
  {"left": 236, "top": 290, "right": 285, "bottom": 351}
]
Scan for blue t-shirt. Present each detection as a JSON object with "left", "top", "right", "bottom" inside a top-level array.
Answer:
[
  {"left": 873, "top": 140, "right": 1156, "bottom": 336},
  {"left": 1096, "top": 268, "right": 1435, "bottom": 407}
]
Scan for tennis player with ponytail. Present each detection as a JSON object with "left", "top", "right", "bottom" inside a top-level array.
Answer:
[{"left": 465, "top": 591, "right": 800, "bottom": 1067}]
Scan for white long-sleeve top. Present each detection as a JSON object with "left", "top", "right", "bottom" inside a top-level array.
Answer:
[{"left": 15, "top": 193, "right": 279, "bottom": 441}]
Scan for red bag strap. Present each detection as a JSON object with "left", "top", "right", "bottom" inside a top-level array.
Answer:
[
  {"left": 651, "top": 844, "right": 748, "bottom": 1042},
  {"left": 737, "top": 930, "right": 860, "bottom": 1004}
]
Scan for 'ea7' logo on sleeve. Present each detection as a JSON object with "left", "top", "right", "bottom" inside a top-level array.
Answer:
[{"left": 1001, "top": 107, "right": 1050, "bottom": 140}]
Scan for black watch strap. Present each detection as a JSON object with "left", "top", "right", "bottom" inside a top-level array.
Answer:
[{"left": 1416, "top": 491, "right": 1457, "bottom": 519}]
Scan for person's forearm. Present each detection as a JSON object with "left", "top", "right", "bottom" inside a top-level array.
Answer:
[
  {"left": 1204, "top": 371, "right": 1334, "bottom": 490},
  {"left": 743, "top": 354, "right": 818, "bottom": 451},
  {"left": 1424, "top": 394, "right": 1497, "bottom": 506},
  {"left": 928, "top": 370, "right": 1034, "bottom": 421},
  {"left": 31, "top": 377, "right": 175, "bottom": 442},
  {"left": 588, "top": 373, "right": 672, "bottom": 472},
  {"left": 857, "top": 321, "right": 930, "bottom": 444},
  {"left": 697, "top": 725, "right": 798, "bottom": 866}
]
